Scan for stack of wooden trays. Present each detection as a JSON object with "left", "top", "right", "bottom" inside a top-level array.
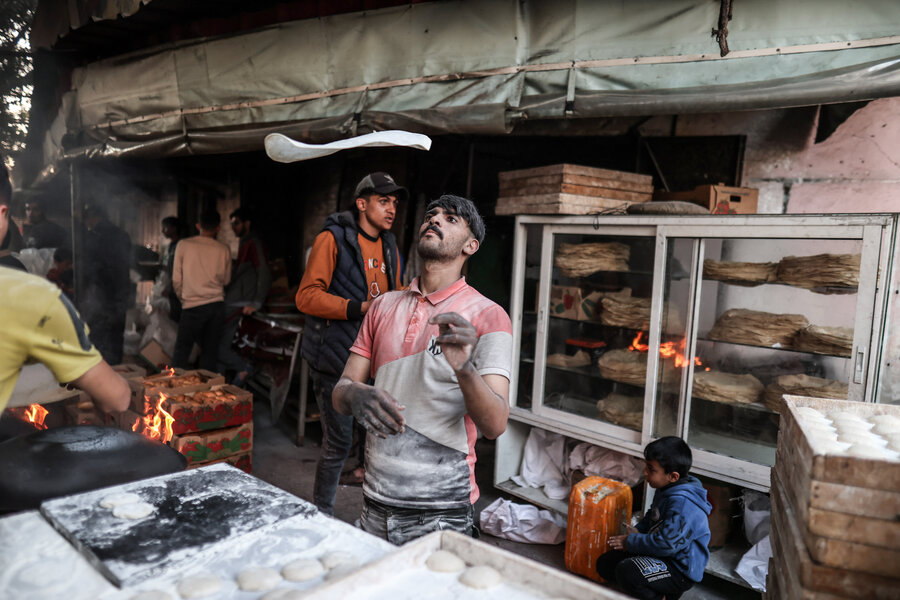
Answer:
[
  {"left": 766, "top": 395, "right": 900, "bottom": 599},
  {"left": 495, "top": 164, "right": 652, "bottom": 215}
]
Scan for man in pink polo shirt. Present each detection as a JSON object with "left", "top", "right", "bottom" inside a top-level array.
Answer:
[{"left": 333, "top": 194, "right": 512, "bottom": 544}]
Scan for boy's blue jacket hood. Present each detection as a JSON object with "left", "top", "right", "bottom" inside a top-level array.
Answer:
[{"left": 626, "top": 475, "right": 712, "bottom": 582}]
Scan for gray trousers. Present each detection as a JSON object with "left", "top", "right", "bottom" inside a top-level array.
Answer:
[{"left": 360, "top": 496, "right": 476, "bottom": 545}]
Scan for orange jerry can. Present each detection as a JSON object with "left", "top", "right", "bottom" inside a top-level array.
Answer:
[{"left": 565, "top": 476, "right": 633, "bottom": 581}]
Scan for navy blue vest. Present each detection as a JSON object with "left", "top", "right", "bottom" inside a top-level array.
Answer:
[{"left": 301, "top": 211, "right": 399, "bottom": 376}]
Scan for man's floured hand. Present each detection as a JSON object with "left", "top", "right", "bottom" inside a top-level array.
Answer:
[
  {"left": 429, "top": 312, "right": 477, "bottom": 372},
  {"left": 348, "top": 386, "right": 405, "bottom": 438}
]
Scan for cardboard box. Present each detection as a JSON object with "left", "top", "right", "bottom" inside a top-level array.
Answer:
[
  {"left": 158, "top": 384, "right": 253, "bottom": 435},
  {"left": 138, "top": 339, "right": 173, "bottom": 371},
  {"left": 128, "top": 369, "right": 226, "bottom": 414},
  {"left": 654, "top": 184, "right": 758, "bottom": 214},
  {"left": 188, "top": 450, "right": 252, "bottom": 474},
  {"left": 111, "top": 363, "right": 147, "bottom": 379},
  {"left": 172, "top": 422, "right": 253, "bottom": 466},
  {"left": 548, "top": 285, "right": 602, "bottom": 320}
]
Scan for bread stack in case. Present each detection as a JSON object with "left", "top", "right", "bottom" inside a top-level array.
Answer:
[{"left": 766, "top": 396, "right": 900, "bottom": 599}]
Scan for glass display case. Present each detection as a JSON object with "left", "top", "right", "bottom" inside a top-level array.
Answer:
[{"left": 498, "top": 214, "right": 897, "bottom": 499}]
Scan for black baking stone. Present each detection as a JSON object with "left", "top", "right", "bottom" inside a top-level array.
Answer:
[{"left": 40, "top": 463, "right": 315, "bottom": 587}]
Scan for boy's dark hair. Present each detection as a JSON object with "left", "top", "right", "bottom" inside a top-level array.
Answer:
[
  {"left": 425, "top": 194, "right": 485, "bottom": 244},
  {"left": 230, "top": 207, "right": 252, "bottom": 222},
  {"left": 199, "top": 210, "right": 221, "bottom": 231},
  {"left": 644, "top": 436, "right": 692, "bottom": 479},
  {"left": 54, "top": 247, "right": 73, "bottom": 263},
  {"left": 161, "top": 216, "right": 180, "bottom": 228}
]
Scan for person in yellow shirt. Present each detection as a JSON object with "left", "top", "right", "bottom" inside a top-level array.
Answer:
[{"left": 0, "top": 162, "right": 130, "bottom": 414}]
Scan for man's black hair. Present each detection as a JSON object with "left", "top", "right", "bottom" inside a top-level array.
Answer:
[
  {"left": 161, "top": 216, "right": 180, "bottom": 228},
  {"left": 199, "top": 210, "right": 221, "bottom": 231},
  {"left": 0, "top": 160, "right": 11, "bottom": 206},
  {"left": 54, "top": 246, "right": 73, "bottom": 263},
  {"left": 425, "top": 194, "right": 485, "bottom": 244},
  {"left": 84, "top": 204, "right": 107, "bottom": 219},
  {"left": 230, "top": 207, "right": 253, "bottom": 222},
  {"left": 644, "top": 436, "right": 693, "bottom": 479}
]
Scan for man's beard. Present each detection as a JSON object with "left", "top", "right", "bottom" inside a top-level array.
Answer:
[{"left": 417, "top": 234, "right": 464, "bottom": 261}]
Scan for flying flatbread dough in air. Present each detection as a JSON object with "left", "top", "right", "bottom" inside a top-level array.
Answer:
[{"left": 265, "top": 130, "right": 431, "bottom": 163}]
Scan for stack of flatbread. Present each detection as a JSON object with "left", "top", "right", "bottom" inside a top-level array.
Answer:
[
  {"left": 692, "top": 370, "right": 764, "bottom": 405},
  {"left": 596, "top": 393, "right": 643, "bottom": 430},
  {"left": 763, "top": 374, "right": 849, "bottom": 412},
  {"left": 555, "top": 242, "right": 630, "bottom": 277},
  {"left": 793, "top": 325, "right": 853, "bottom": 357},
  {"left": 703, "top": 259, "right": 778, "bottom": 286},
  {"left": 775, "top": 253, "right": 860, "bottom": 291},
  {"left": 547, "top": 350, "right": 592, "bottom": 368},
  {"left": 596, "top": 349, "right": 680, "bottom": 388},
  {"left": 600, "top": 296, "right": 651, "bottom": 329},
  {"left": 707, "top": 308, "right": 809, "bottom": 348}
]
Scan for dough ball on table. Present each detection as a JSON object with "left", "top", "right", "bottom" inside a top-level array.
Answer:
[
  {"left": 838, "top": 432, "right": 887, "bottom": 448},
  {"left": 872, "top": 421, "right": 899, "bottom": 436},
  {"left": 281, "top": 558, "right": 325, "bottom": 582},
  {"left": 812, "top": 439, "right": 851, "bottom": 455},
  {"left": 829, "top": 412, "right": 869, "bottom": 426},
  {"left": 113, "top": 501, "right": 155, "bottom": 520},
  {"left": 324, "top": 564, "right": 358, "bottom": 581},
  {"left": 100, "top": 492, "right": 141, "bottom": 508},
  {"left": 426, "top": 550, "right": 466, "bottom": 573},
  {"left": 320, "top": 551, "right": 358, "bottom": 570},
  {"left": 846, "top": 444, "right": 898, "bottom": 460},
  {"left": 237, "top": 567, "right": 281, "bottom": 591},
  {"left": 834, "top": 420, "right": 873, "bottom": 435},
  {"left": 261, "top": 589, "right": 306, "bottom": 600},
  {"left": 130, "top": 591, "right": 173, "bottom": 600},
  {"left": 176, "top": 575, "right": 222, "bottom": 599},
  {"left": 459, "top": 565, "right": 502, "bottom": 589},
  {"left": 795, "top": 407, "right": 826, "bottom": 420}
]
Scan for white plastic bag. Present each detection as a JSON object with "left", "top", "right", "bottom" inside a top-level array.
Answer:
[
  {"left": 510, "top": 428, "right": 570, "bottom": 500},
  {"left": 479, "top": 498, "right": 566, "bottom": 545},
  {"left": 741, "top": 489, "right": 771, "bottom": 545},
  {"left": 568, "top": 443, "right": 645, "bottom": 487},
  {"left": 735, "top": 534, "right": 772, "bottom": 592}
]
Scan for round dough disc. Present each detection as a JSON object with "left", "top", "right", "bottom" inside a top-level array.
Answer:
[
  {"left": 100, "top": 492, "right": 141, "bottom": 508},
  {"left": 282, "top": 558, "right": 325, "bottom": 582},
  {"left": 237, "top": 567, "right": 281, "bottom": 591},
  {"left": 176, "top": 575, "right": 222, "bottom": 599},
  {"left": 112, "top": 501, "right": 155, "bottom": 520},
  {"left": 325, "top": 564, "right": 357, "bottom": 581},
  {"left": 320, "top": 551, "right": 358, "bottom": 570},
  {"left": 459, "top": 565, "right": 502, "bottom": 589},
  {"left": 426, "top": 550, "right": 466, "bottom": 573},
  {"left": 261, "top": 589, "right": 306, "bottom": 600}
]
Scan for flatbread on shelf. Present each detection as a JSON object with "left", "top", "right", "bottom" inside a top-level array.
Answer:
[
  {"left": 703, "top": 259, "right": 778, "bottom": 286},
  {"left": 554, "top": 242, "right": 631, "bottom": 277},
  {"left": 775, "top": 253, "right": 860, "bottom": 292},
  {"left": 596, "top": 393, "right": 643, "bottom": 430},
  {"left": 793, "top": 325, "right": 853, "bottom": 357},
  {"left": 707, "top": 308, "right": 809, "bottom": 348},
  {"left": 763, "top": 374, "right": 848, "bottom": 412},
  {"left": 692, "top": 370, "right": 765, "bottom": 405}
]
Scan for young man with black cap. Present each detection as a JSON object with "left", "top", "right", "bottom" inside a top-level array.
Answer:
[{"left": 295, "top": 172, "right": 405, "bottom": 516}]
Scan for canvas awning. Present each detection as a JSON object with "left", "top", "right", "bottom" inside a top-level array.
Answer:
[{"left": 38, "top": 0, "right": 900, "bottom": 172}]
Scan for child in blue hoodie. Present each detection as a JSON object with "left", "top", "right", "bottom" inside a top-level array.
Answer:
[{"left": 596, "top": 436, "right": 712, "bottom": 600}]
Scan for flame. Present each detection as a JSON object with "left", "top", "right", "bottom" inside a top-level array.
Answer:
[
  {"left": 628, "top": 332, "right": 709, "bottom": 370},
  {"left": 164, "top": 366, "right": 176, "bottom": 377},
  {"left": 136, "top": 393, "right": 175, "bottom": 444},
  {"left": 24, "top": 404, "right": 49, "bottom": 429}
]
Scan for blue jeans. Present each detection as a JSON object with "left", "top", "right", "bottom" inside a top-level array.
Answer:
[
  {"left": 311, "top": 369, "right": 355, "bottom": 516},
  {"left": 360, "top": 496, "right": 476, "bottom": 545}
]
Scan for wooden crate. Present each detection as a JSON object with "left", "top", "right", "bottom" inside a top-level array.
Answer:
[
  {"left": 654, "top": 184, "right": 758, "bottom": 214},
  {"left": 127, "top": 369, "right": 225, "bottom": 414},
  {"left": 188, "top": 450, "right": 252, "bottom": 474},
  {"left": 157, "top": 384, "right": 252, "bottom": 435},
  {"left": 769, "top": 472, "right": 900, "bottom": 599},
  {"left": 496, "top": 164, "right": 652, "bottom": 216},
  {"left": 771, "top": 395, "right": 900, "bottom": 581},
  {"left": 111, "top": 363, "right": 147, "bottom": 379},
  {"left": 171, "top": 421, "right": 253, "bottom": 466}
]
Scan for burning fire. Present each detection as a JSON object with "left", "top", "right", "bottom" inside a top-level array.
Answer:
[
  {"left": 24, "top": 404, "right": 49, "bottom": 429},
  {"left": 132, "top": 393, "right": 175, "bottom": 444},
  {"left": 628, "top": 332, "right": 710, "bottom": 371},
  {"left": 165, "top": 366, "right": 176, "bottom": 377}
]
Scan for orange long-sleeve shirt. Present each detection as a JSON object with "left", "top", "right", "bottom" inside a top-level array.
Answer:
[{"left": 295, "top": 228, "right": 401, "bottom": 321}]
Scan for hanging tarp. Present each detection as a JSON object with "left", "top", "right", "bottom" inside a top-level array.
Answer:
[{"left": 45, "top": 0, "right": 900, "bottom": 167}]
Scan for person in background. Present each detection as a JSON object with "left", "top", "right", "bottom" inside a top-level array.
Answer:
[
  {"left": 46, "top": 247, "right": 75, "bottom": 300},
  {"left": 333, "top": 194, "right": 512, "bottom": 544},
  {"left": 0, "top": 158, "right": 130, "bottom": 414},
  {"left": 22, "top": 198, "right": 68, "bottom": 250},
  {"left": 172, "top": 210, "right": 231, "bottom": 371},
  {"left": 82, "top": 204, "right": 132, "bottom": 365},
  {"left": 596, "top": 436, "right": 712, "bottom": 600},
  {"left": 0, "top": 163, "right": 25, "bottom": 271},
  {"left": 219, "top": 207, "right": 272, "bottom": 387},
  {"left": 160, "top": 216, "right": 183, "bottom": 322},
  {"left": 295, "top": 172, "right": 405, "bottom": 516}
]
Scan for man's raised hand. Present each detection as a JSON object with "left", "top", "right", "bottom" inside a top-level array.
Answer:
[
  {"left": 347, "top": 386, "right": 405, "bottom": 438},
  {"left": 429, "top": 312, "right": 477, "bottom": 372}
]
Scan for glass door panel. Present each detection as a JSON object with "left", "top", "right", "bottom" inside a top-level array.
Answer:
[
  {"left": 686, "top": 237, "right": 861, "bottom": 465},
  {"left": 541, "top": 231, "right": 656, "bottom": 434}
]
